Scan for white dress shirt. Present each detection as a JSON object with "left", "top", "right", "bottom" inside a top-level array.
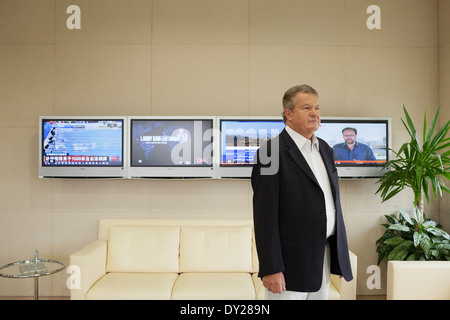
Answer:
[{"left": 285, "top": 125, "right": 336, "bottom": 238}]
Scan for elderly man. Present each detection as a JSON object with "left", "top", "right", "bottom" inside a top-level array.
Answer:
[{"left": 252, "top": 84, "right": 353, "bottom": 300}]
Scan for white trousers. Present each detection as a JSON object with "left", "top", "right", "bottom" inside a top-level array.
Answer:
[{"left": 265, "top": 244, "right": 331, "bottom": 300}]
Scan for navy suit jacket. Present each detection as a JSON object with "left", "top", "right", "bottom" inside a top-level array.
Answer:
[{"left": 251, "top": 129, "right": 353, "bottom": 292}]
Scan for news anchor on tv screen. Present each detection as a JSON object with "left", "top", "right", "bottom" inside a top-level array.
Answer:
[{"left": 332, "top": 127, "right": 376, "bottom": 161}]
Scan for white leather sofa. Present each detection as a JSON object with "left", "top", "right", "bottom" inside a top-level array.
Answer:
[
  {"left": 387, "top": 261, "right": 450, "bottom": 300},
  {"left": 70, "top": 219, "right": 357, "bottom": 300}
]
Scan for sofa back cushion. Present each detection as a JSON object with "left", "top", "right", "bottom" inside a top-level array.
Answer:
[
  {"left": 107, "top": 225, "right": 180, "bottom": 273},
  {"left": 179, "top": 226, "right": 252, "bottom": 272}
]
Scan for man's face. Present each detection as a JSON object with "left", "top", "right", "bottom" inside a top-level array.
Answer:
[
  {"left": 343, "top": 129, "right": 356, "bottom": 145},
  {"left": 284, "top": 92, "right": 320, "bottom": 139}
]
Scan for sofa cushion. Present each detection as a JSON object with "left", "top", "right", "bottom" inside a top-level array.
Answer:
[
  {"left": 252, "top": 273, "right": 265, "bottom": 300},
  {"left": 328, "top": 282, "right": 340, "bottom": 300},
  {"left": 179, "top": 226, "right": 253, "bottom": 272},
  {"left": 172, "top": 273, "right": 256, "bottom": 300},
  {"left": 86, "top": 273, "right": 178, "bottom": 300},
  {"left": 107, "top": 225, "right": 180, "bottom": 273}
]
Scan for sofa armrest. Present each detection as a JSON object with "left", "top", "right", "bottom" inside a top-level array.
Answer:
[
  {"left": 69, "top": 239, "right": 107, "bottom": 300},
  {"left": 330, "top": 250, "right": 357, "bottom": 300}
]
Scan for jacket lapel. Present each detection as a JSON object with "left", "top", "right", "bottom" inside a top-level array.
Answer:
[
  {"left": 281, "top": 130, "right": 320, "bottom": 187},
  {"left": 318, "top": 139, "right": 338, "bottom": 198}
]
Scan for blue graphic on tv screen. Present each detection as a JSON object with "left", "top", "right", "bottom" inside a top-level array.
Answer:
[
  {"left": 131, "top": 119, "right": 213, "bottom": 167},
  {"left": 42, "top": 120, "right": 123, "bottom": 167},
  {"left": 220, "top": 120, "right": 285, "bottom": 166}
]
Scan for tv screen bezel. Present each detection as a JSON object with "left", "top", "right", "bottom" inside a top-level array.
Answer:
[
  {"left": 127, "top": 116, "right": 216, "bottom": 179},
  {"left": 38, "top": 116, "right": 127, "bottom": 179}
]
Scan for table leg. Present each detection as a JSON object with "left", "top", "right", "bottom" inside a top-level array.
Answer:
[{"left": 34, "top": 277, "right": 39, "bottom": 300}]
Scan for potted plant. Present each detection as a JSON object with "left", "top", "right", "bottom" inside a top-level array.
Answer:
[
  {"left": 375, "top": 105, "right": 450, "bottom": 263},
  {"left": 373, "top": 105, "right": 450, "bottom": 299},
  {"left": 376, "top": 106, "right": 450, "bottom": 264}
]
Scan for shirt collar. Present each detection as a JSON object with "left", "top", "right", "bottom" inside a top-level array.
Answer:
[
  {"left": 285, "top": 125, "right": 319, "bottom": 152},
  {"left": 345, "top": 142, "right": 358, "bottom": 149}
]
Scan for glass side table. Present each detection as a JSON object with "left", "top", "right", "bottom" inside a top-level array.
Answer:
[{"left": 0, "top": 250, "right": 65, "bottom": 300}]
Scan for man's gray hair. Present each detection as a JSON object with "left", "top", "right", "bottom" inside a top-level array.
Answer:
[{"left": 281, "top": 84, "right": 319, "bottom": 123}]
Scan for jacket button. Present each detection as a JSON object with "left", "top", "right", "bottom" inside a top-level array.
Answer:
[{"left": 321, "top": 211, "right": 326, "bottom": 216}]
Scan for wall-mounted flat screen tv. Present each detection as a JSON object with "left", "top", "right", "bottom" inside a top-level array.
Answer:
[
  {"left": 217, "top": 116, "right": 285, "bottom": 178},
  {"left": 128, "top": 116, "right": 215, "bottom": 178},
  {"left": 38, "top": 116, "right": 127, "bottom": 178},
  {"left": 315, "top": 117, "right": 391, "bottom": 178}
]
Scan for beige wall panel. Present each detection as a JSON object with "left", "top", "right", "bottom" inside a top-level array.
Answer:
[
  {"left": 345, "top": 178, "right": 413, "bottom": 215},
  {"left": 346, "top": 47, "right": 439, "bottom": 129},
  {"left": 0, "top": 45, "right": 54, "bottom": 128},
  {"left": 441, "top": 193, "right": 450, "bottom": 232},
  {"left": 345, "top": 0, "right": 438, "bottom": 47},
  {"left": 150, "top": 180, "right": 250, "bottom": 216},
  {"left": 439, "top": 0, "right": 450, "bottom": 46},
  {"left": 151, "top": 45, "right": 249, "bottom": 116},
  {"left": 149, "top": 210, "right": 251, "bottom": 221},
  {"left": 0, "top": 0, "right": 55, "bottom": 44},
  {"left": 439, "top": 44, "right": 450, "bottom": 121},
  {"left": 250, "top": 0, "right": 345, "bottom": 45},
  {"left": 0, "top": 211, "right": 52, "bottom": 296},
  {"left": 54, "top": 44, "right": 151, "bottom": 115},
  {"left": 55, "top": 0, "right": 152, "bottom": 44},
  {"left": 153, "top": 0, "right": 248, "bottom": 44},
  {"left": 0, "top": 128, "right": 52, "bottom": 212},
  {"left": 52, "top": 179, "right": 151, "bottom": 213},
  {"left": 438, "top": 42, "right": 450, "bottom": 231},
  {"left": 250, "top": 45, "right": 346, "bottom": 116},
  {"left": 0, "top": 211, "right": 53, "bottom": 261}
]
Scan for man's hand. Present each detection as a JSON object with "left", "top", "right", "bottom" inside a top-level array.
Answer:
[{"left": 262, "top": 272, "right": 286, "bottom": 294}]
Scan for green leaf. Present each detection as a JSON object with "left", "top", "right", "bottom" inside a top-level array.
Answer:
[
  {"left": 413, "top": 206, "right": 423, "bottom": 225},
  {"left": 425, "top": 106, "right": 439, "bottom": 147},
  {"left": 384, "top": 214, "right": 397, "bottom": 224},
  {"left": 423, "top": 107, "right": 428, "bottom": 146},
  {"left": 437, "top": 243, "right": 450, "bottom": 251},
  {"left": 413, "top": 231, "right": 421, "bottom": 247},
  {"left": 406, "top": 254, "right": 417, "bottom": 261},
  {"left": 397, "top": 207, "right": 413, "bottom": 225},
  {"left": 376, "top": 243, "right": 393, "bottom": 265},
  {"left": 381, "top": 223, "right": 390, "bottom": 230},
  {"left": 431, "top": 249, "right": 440, "bottom": 259},
  {"left": 393, "top": 249, "right": 409, "bottom": 261},
  {"left": 420, "top": 238, "right": 432, "bottom": 258},
  {"left": 426, "top": 227, "right": 450, "bottom": 241},
  {"left": 388, "top": 224, "right": 411, "bottom": 232},
  {"left": 387, "top": 240, "right": 413, "bottom": 260},
  {"left": 384, "top": 236, "right": 405, "bottom": 246}
]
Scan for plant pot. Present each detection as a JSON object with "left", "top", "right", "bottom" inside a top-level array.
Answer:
[{"left": 387, "top": 260, "right": 450, "bottom": 300}]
